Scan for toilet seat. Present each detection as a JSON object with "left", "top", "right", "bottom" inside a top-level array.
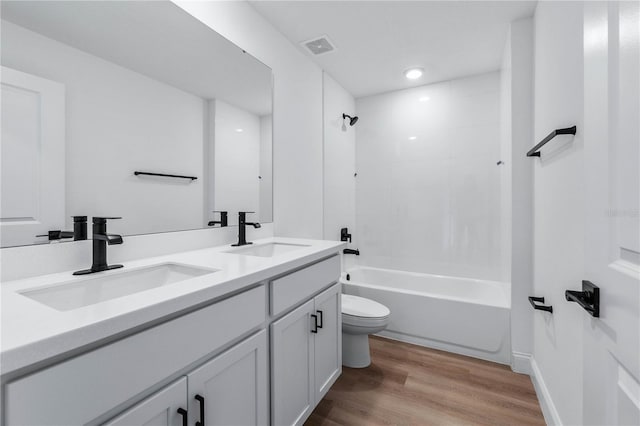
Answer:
[
  {"left": 342, "top": 314, "right": 389, "bottom": 328},
  {"left": 342, "top": 294, "right": 390, "bottom": 319}
]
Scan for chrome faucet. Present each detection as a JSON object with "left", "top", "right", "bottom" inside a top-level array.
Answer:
[
  {"left": 232, "top": 211, "right": 261, "bottom": 246},
  {"left": 73, "top": 217, "right": 123, "bottom": 275}
]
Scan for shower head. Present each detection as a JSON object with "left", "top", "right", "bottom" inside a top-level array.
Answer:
[{"left": 342, "top": 113, "right": 359, "bottom": 126}]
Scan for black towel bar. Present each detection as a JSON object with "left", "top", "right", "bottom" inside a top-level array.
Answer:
[
  {"left": 527, "top": 126, "right": 577, "bottom": 157},
  {"left": 134, "top": 171, "right": 197, "bottom": 181},
  {"left": 528, "top": 296, "right": 553, "bottom": 313}
]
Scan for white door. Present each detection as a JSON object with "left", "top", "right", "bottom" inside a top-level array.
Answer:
[
  {"left": 313, "top": 283, "right": 342, "bottom": 401},
  {"left": 187, "top": 330, "right": 268, "bottom": 426},
  {"left": 271, "top": 299, "right": 315, "bottom": 426},
  {"left": 0, "top": 66, "right": 65, "bottom": 247},
  {"left": 104, "top": 378, "right": 188, "bottom": 426},
  {"left": 582, "top": 2, "right": 640, "bottom": 424}
]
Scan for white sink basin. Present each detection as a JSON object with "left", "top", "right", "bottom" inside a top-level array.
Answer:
[
  {"left": 20, "top": 263, "right": 218, "bottom": 311},
  {"left": 224, "top": 242, "right": 310, "bottom": 257}
]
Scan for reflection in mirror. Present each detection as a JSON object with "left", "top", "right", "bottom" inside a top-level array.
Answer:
[{"left": 0, "top": 1, "right": 273, "bottom": 248}]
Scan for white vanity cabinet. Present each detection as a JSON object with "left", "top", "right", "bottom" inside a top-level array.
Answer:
[
  {"left": 2, "top": 249, "right": 343, "bottom": 426},
  {"left": 4, "top": 286, "right": 266, "bottom": 426},
  {"left": 104, "top": 378, "right": 188, "bottom": 426},
  {"left": 270, "top": 254, "right": 342, "bottom": 426}
]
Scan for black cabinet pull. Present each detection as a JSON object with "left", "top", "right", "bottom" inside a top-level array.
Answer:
[
  {"left": 195, "top": 394, "right": 205, "bottom": 426},
  {"left": 316, "top": 310, "right": 323, "bottom": 329},
  {"left": 310, "top": 314, "right": 318, "bottom": 333},
  {"left": 177, "top": 408, "right": 188, "bottom": 426}
]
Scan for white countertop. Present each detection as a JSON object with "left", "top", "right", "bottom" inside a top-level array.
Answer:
[{"left": 1, "top": 237, "right": 345, "bottom": 376}]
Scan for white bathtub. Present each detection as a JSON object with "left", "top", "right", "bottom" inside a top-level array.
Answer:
[{"left": 341, "top": 267, "right": 511, "bottom": 364}]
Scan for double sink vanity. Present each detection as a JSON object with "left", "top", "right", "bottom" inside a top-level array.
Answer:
[{"left": 1, "top": 238, "right": 345, "bottom": 425}]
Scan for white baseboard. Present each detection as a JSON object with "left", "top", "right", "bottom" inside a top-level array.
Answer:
[
  {"left": 530, "top": 357, "right": 563, "bottom": 426},
  {"left": 511, "top": 351, "right": 532, "bottom": 375}
]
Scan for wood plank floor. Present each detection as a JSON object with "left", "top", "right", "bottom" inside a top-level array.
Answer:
[{"left": 306, "top": 336, "right": 545, "bottom": 426}]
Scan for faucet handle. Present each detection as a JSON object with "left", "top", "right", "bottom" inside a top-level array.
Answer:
[
  {"left": 341, "top": 227, "right": 352, "bottom": 243},
  {"left": 36, "top": 230, "right": 74, "bottom": 240},
  {"left": 209, "top": 211, "right": 228, "bottom": 227},
  {"left": 93, "top": 216, "right": 122, "bottom": 223}
]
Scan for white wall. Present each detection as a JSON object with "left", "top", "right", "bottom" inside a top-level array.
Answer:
[
  {"left": 259, "top": 115, "right": 273, "bottom": 223},
  {"left": 500, "top": 31, "right": 513, "bottom": 286},
  {"left": 322, "top": 73, "right": 356, "bottom": 239},
  {"left": 500, "top": 18, "right": 535, "bottom": 373},
  {"left": 1, "top": 20, "right": 205, "bottom": 237},
  {"left": 532, "top": 2, "right": 585, "bottom": 424},
  {"left": 213, "top": 99, "right": 260, "bottom": 226},
  {"left": 176, "top": 1, "right": 324, "bottom": 239},
  {"left": 354, "top": 72, "right": 503, "bottom": 281},
  {"left": 322, "top": 73, "right": 357, "bottom": 270}
]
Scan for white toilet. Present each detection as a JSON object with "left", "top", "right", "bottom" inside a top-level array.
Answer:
[{"left": 341, "top": 294, "right": 391, "bottom": 368}]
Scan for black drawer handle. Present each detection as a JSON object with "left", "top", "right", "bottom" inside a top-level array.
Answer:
[
  {"left": 195, "top": 394, "right": 205, "bottom": 426},
  {"left": 177, "top": 408, "right": 187, "bottom": 426},
  {"left": 310, "top": 314, "right": 318, "bottom": 333},
  {"left": 528, "top": 296, "right": 553, "bottom": 313},
  {"left": 316, "top": 310, "right": 323, "bottom": 329}
]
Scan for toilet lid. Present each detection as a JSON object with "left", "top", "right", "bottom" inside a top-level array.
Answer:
[{"left": 342, "top": 294, "right": 390, "bottom": 318}]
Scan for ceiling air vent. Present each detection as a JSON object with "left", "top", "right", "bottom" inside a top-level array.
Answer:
[{"left": 301, "top": 35, "right": 336, "bottom": 56}]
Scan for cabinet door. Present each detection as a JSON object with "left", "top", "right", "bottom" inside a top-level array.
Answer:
[
  {"left": 187, "top": 330, "right": 268, "bottom": 426},
  {"left": 104, "top": 378, "right": 187, "bottom": 426},
  {"left": 271, "top": 299, "right": 315, "bottom": 426},
  {"left": 313, "top": 283, "right": 342, "bottom": 402}
]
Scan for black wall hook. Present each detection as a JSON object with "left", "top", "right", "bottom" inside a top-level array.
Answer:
[{"left": 565, "top": 280, "right": 600, "bottom": 317}]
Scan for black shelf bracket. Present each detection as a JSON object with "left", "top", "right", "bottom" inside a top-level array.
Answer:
[
  {"left": 565, "top": 280, "right": 600, "bottom": 317},
  {"left": 527, "top": 126, "right": 577, "bottom": 157},
  {"left": 134, "top": 171, "right": 197, "bottom": 181},
  {"left": 529, "top": 296, "right": 553, "bottom": 313}
]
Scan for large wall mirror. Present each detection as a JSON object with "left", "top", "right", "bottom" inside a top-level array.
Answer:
[{"left": 0, "top": 1, "right": 273, "bottom": 248}]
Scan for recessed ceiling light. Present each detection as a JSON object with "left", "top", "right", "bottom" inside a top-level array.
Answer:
[
  {"left": 404, "top": 68, "right": 424, "bottom": 80},
  {"left": 419, "top": 96, "right": 430, "bottom": 102},
  {"left": 408, "top": 136, "right": 417, "bottom": 141},
  {"left": 235, "top": 128, "right": 244, "bottom": 133}
]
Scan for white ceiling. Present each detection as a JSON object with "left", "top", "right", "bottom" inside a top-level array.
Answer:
[{"left": 250, "top": 1, "right": 536, "bottom": 98}]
